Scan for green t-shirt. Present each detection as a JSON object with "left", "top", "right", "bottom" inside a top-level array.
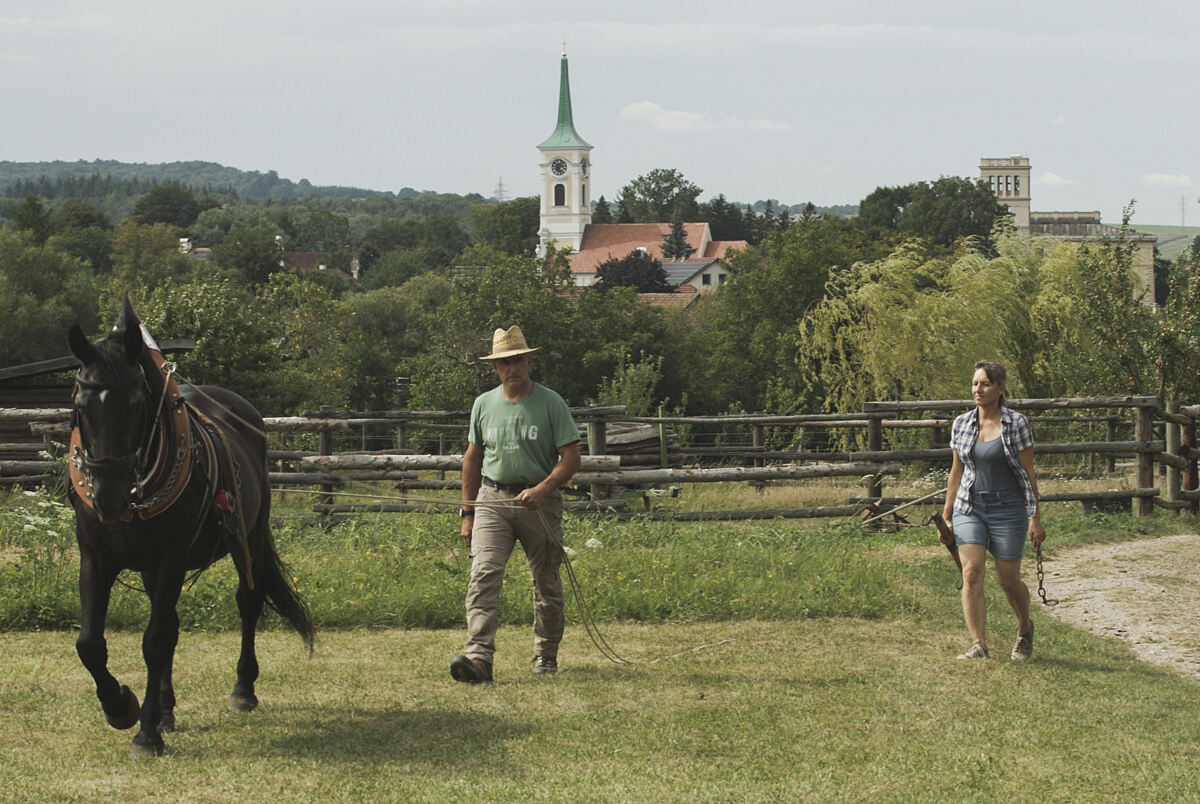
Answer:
[{"left": 469, "top": 383, "right": 579, "bottom": 485}]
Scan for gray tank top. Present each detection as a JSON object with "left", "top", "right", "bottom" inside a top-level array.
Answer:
[{"left": 971, "top": 437, "right": 1020, "bottom": 493}]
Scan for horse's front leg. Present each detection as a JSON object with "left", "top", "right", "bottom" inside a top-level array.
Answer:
[
  {"left": 131, "top": 566, "right": 185, "bottom": 758},
  {"left": 75, "top": 550, "right": 140, "bottom": 730}
]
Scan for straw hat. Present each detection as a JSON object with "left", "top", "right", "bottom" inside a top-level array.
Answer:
[{"left": 480, "top": 325, "right": 540, "bottom": 360}]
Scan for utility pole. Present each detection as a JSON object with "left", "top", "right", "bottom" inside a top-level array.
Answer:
[{"left": 494, "top": 177, "right": 508, "bottom": 202}]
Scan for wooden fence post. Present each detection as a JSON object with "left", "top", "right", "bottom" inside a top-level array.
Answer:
[
  {"left": 1184, "top": 412, "right": 1198, "bottom": 516},
  {"left": 1105, "top": 413, "right": 1117, "bottom": 473},
  {"left": 587, "top": 415, "right": 608, "bottom": 501},
  {"left": 752, "top": 424, "right": 765, "bottom": 495},
  {"left": 1135, "top": 405, "right": 1154, "bottom": 517},
  {"left": 867, "top": 416, "right": 883, "bottom": 501},
  {"left": 319, "top": 429, "right": 333, "bottom": 514},
  {"left": 657, "top": 404, "right": 668, "bottom": 469},
  {"left": 1166, "top": 401, "right": 1181, "bottom": 512}
]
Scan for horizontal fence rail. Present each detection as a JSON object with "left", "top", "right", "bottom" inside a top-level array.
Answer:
[{"left": 3, "top": 395, "right": 1197, "bottom": 521}]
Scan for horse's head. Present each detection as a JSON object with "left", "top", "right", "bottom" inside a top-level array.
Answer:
[{"left": 68, "top": 298, "right": 150, "bottom": 523}]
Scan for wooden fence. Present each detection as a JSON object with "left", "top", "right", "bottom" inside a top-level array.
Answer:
[{"left": 4, "top": 396, "right": 1198, "bottom": 521}]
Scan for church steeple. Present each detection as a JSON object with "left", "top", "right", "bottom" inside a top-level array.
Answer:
[
  {"left": 538, "top": 47, "right": 591, "bottom": 149},
  {"left": 537, "top": 47, "right": 593, "bottom": 258}
]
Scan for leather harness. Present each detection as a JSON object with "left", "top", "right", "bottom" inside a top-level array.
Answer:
[{"left": 69, "top": 348, "right": 193, "bottom": 520}]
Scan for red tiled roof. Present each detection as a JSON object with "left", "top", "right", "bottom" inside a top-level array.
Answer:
[
  {"left": 568, "top": 222, "right": 739, "bottom": 274},
  {"left": 284, "top": 251, "right": 353, "bottom": 279},
  {"left": 639, "top": 293, "right": 699, "bottom": 309},
  {"left": 636, "top": 284, "right": 698, "bottom": 309},
  {"left": 704, "top": 240, "right": 749, "bottom": 258}
]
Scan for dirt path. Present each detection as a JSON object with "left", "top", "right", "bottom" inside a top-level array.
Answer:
[{"left": 1039, "top": 533, "right": 1200, "bottom": 681}]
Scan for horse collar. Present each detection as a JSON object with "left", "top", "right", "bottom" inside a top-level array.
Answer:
[{"left": 69, "top": 350, "right": 194, "bottom": 520}]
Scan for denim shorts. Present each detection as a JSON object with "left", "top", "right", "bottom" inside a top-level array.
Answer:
[{"left": 952, "top": 488, "right": 1029, "bottom": 562}]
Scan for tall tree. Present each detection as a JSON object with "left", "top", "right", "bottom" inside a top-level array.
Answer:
[
  {"left": 701, "top": 194, "right": 747, "bottom": 241},
  {"left": 1153, "top": 237, "right": 1200, "bottom": 400},
  {"left": 617, "top": 168, "right": 702, "bottom": 223},
  {"left": 51, "top": 198, "right": 111, "bottom": 232},
  {"left": 109, "top": 220, "right": 191, "bottom": 289},
  {"left": 693, "top": 216, "right": 887, "bottom": 413},
  {"left": 131, "top": 184, "right": 205, "bottom": 228},
  {"left": 10, "top": 194, "right": 52, "bottom": 244},
  {"left": 615, "top": 190, "right": 635, "bottom": 223},
  {"left": 0, "top": 228, "right": 100, "bottom": 364},
  {"left": 591, "top": 195, "right": 613, "bottom": 224},
  {"left": 897, "top": 176, "right": 1006, "bottom": 248},
  {"left": 857, "top": 177, "right": 1004, "bottom": 249},
  {"left": 295, "top": 209, "right": 351, "bottom": 252},
  {"left": 592, "top": 250, "right": 673, "bottom": 293},
  {"left": 660, "top": 215, "right": 696, "bottom": 261},
  {"left": 212, "top": 225, "right": 285, "bottom": 285},
  {"left": 468, "top": 196, "right": 540, "bottom": 256},
  {"left": 856, "top": 185, "right": 913, "bottom": 230}
]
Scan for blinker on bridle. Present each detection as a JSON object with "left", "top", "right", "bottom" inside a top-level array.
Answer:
[{"left": 72, "top": 367, "right": 152, "bottom": 479}]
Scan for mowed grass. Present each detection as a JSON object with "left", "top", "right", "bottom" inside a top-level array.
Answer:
[
  {"left": 2, "top": 618, "right": 1199, "bottom": 803},
  {"left": 2, "top": 485, "right": 1199, "bottom": 801}
]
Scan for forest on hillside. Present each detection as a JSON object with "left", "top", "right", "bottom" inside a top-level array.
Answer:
[{"left": 3, "top": 161, "right": 1199, "bottom": 426}]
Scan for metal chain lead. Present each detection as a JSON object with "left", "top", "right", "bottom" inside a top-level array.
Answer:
[{"left": 1035, "top": 542, "right": 1058, "bottom": 606}]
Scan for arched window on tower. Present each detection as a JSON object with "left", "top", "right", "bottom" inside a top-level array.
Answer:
[
  {"left": 582, "top": 183, "right": 587, "bottom": 206},
  {"left": 554, "top": 184, "right": 566, "bottom": 207}
]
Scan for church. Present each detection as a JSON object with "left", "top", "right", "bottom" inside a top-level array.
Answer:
[{"left": 534, "top": 50, "right": 747, "bottom": 292}]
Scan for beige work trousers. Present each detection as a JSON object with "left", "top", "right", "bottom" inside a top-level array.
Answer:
[{"left": 463, "top": 485, "right": 565, "bottom": 664}]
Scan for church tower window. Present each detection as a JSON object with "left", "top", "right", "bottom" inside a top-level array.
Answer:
[{"left": 554, "top": 184, "right": 566, "bottom": 207}]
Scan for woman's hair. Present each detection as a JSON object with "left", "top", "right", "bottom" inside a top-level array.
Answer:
[{"left": 974, "top": 360, "right": 1007, "bottom": 405}]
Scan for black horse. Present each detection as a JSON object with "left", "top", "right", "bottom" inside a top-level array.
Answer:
[{"left": 66, "top": 298, "right": 313, "bottom": 757}]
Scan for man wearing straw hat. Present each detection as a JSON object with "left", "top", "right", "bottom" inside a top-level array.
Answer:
[{"left": 450, "top": 325, "right": 581, "bottom": 683}]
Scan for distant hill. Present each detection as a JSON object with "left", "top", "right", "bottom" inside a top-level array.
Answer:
[
  {"left": 1132, "top": 225, "right": 1200, "bottom": 262},
  {"left": 0, "top": 159, "right": 420, "bottom": 200}
]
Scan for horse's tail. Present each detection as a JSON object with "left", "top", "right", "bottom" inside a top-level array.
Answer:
[{"left": 261, "top": 531, "right": 316, "bottom": 655}]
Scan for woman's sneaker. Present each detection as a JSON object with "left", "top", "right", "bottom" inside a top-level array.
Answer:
[
  {"left": 532, "top": 655, "right": 558, "bottom": 675},
  {"left": 957, "top": 642, "right": 989, "bottom": 660},
  {"left": 1012, "top": 623, "right": 1034, "bottom": 661}
]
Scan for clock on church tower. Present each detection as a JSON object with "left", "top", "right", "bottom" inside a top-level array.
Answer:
[{"left": 537, "top": 49, "right": 592, "bottom": 257}]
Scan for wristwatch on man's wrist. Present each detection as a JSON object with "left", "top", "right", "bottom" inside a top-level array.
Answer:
[{"left": 459, "top": 507, "right": 474, "bottom": 518}]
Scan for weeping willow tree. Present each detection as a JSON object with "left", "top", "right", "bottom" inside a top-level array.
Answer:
[{"left": 796, "top": 227, "right": 1088, "bottom": 413}]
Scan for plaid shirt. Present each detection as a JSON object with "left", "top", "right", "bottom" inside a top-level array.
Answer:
[{"left": 950, "top": 406, "right": 1037, "bottom": 516}]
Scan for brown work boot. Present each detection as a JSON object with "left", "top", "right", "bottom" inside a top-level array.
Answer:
[
  {"left": 450, "top": 655, "right": 493, "bottom": 684},
  {"left": 532, "top": 655, "right": 558, "bottom": 675},
  {"left": 1011, "top": 623, "right": 1034, "bottom": 661},
  {"left": 956, "top": 642, "right": 990, "bottom": 660}
]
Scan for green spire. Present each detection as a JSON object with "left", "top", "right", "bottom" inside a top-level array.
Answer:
[{"left": 538, "top": 51, "right": 590, "bottom": 149}]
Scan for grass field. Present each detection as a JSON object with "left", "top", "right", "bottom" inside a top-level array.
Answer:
[
  {"left": 2, "top": 484, "right": 1198, "bottom": 801},
  {"left": 2, "top": 618, "right": 1199, "bottom": 802}
]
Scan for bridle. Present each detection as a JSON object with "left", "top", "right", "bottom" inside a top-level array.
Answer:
[{"left": 70, "top": 360, "right": 184, "bottom": 516}]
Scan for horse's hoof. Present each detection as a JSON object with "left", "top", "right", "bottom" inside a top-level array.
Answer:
[
  {"left": 228, "top": 693, "right": 258, "bottom": 713},
  {"left": 130, "top": 734, "right": 165, "bottom": 759},
  {"left": 159, "top": 709, "right": 176, "bottom": 733},
  {"left": 105, "top": 685, "right": 140, "bottom": 730}
]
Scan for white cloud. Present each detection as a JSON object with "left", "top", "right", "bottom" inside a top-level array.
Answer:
[
  {"left": 1053, "top": 115, "right": 1067, "bottom": 126},
  {"left": 1142, "top": 173, "right": 1193, "bottom": 187},
  {"left": 1038, "top": 171, "right": 1077, "bottom": 186},
  {"left": 618, "top": 101, "right": 790, "bottom": 133}
]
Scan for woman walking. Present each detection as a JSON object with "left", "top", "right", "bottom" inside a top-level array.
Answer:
[{"left": 942, "top": 361, "right": 1046, "bottom": 660}]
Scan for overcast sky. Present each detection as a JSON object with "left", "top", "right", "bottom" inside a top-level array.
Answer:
[{"left": 3, "top": 1, "right": 1198, "bottom": 225}]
